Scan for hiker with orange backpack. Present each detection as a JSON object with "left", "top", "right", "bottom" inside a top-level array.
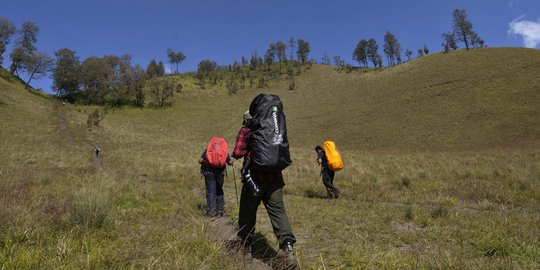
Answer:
[
  {"left": 315, "top": 141, "right": 343, "bottom": 199},
  {"left": 198, "top": 137, "right": 234, "bottom": 217}
]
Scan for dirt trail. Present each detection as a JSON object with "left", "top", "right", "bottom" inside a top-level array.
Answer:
[
  {"left": 51, "top": 102, "right": 102, "bottom": 169},
  {"left": 207, "top": 216, "right": 273, "bottom": 270}
]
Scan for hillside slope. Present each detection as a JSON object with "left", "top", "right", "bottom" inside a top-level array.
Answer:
[
  {"left": 282, "top": 47, "right": 540, "bottom": 151},
  {"left": 143, "top": 47, "right": 540, "bottom": 152}
]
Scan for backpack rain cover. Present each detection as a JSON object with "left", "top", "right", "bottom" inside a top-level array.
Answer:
[
  {"left": 206, "top": 137, "right": 228, "bottom": 168},
  {"left": 248, "top": 93, "right": 292, "bottom": 172}
]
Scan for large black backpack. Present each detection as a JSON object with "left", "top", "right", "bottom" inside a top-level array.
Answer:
[{"left": 248, "top": 93, "right": 292, "bottom": 172}]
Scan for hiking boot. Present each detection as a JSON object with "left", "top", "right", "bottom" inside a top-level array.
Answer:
[
  {"left": 334, "top": 188, "right": 340, "bottom": 199},
  {"left": 326, "top": 189, "right": 333, "bottom": 199},
  {"left": 281, "top": 242, "right": 297, "bottom": 269}
]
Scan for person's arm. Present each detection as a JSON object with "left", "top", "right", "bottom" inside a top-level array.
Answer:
[
  {"left": 199, "top": 150, "right": 206, "bottom": 164},
  {"left": 227, "top": 155, "right": 234, "bottom": 166},
  {"left": 317, "top": 151, "right": 323, "bottom": 165},
  {"left": 232, "top": 128, "right": 248, "bottom": 160}
]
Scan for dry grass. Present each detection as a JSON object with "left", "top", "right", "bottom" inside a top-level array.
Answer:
[{"left": 1, "top": 48, "right": 539, "bottom": 269}]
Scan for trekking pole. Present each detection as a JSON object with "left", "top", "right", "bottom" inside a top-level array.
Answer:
[{"left": 232, "top": 164, "right": 239, "bottom": 206}]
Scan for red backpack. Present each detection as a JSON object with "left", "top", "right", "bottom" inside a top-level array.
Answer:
[{"left": 206, "top": 137, "right": 228, "bottom": 168}]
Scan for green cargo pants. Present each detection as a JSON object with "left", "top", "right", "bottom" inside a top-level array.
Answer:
[{"left": 237, "top": 176, "right": 296, "bottom": 248}]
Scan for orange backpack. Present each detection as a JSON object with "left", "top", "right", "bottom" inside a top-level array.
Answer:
[
  {"left": 323, "top": 141, "right": 344, "bottom": 171},
  {"left": 206, "top": 137, "right": 228, "bottom": 168}
]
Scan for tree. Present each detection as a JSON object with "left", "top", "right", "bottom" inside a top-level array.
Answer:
[
  {"left": 423, "top": 45, "right": 430, "bottom": 55},
  {"left": 353, "top": 39, "right": 369, "bottom": 67},
  {"left": 80, "top": 57, "right": 113, "bottom": 104},
  {"left": 275, "top": 41, "right": 287, "bottom": 63},
  {"left": 367, "top": 39, "right": 380, "bottom": 67},
  {"left": 0, "top": 18, "right": 16, "bottom": 66},
  {"left": 250, "top": 52, "right": 259, "bottom": 70},
  {"left": 23, "top": 51, "right": 53, "bottom": 86},
  {"left": 166, "top": 49, "right": 186, "bottom": 73},
  {"left": 376, "top": 54, "right": 383, "bottom": 68},
  {"left": 157, "top": 61, "right": 165, "bottom": 76},
  {"left": 9, "top": 47, "right": 24, "bottom": 75},
  {"left": 333, "top": 56, "right": 345, "bottom": 67},
  {"left": 10, "top": 21, "right": 39, "bottom": 75},
  {"left": 52, "top": 48, "right": 80, "bottom": 96},
  {"left": 383, "top": 31, "right": 401, "bottom": 66},
  {"left": 321, "top": 52, "right": 331, "bottom": 65},
  {"left": 470, "top": 32, "right": 485, "bottom": 48},
  {"left": 441, "top": 31, "right": 459, "bottom": 52},
  {"left": 16, "top": 21, "right": 38, "bottom": 53},
  {"left": 264, "top": 43, "right": 276, "bottom": 65},
  {"left": 197, "top": 59, "right": 217, "bottom": 77},
  {"left": 146, "top": 59, "right": 160, "bottom": 78},
  {"left": 226, "top": 76, "right": 239, "bottom": 95},
  {"left": 296, "top": 39, "right": 310, "bottom": 64},
  {"left": 452, "top": 9, "right": 481, "bottom": 50},
  {"left": 146, "top": 77, "right": 174, "bottom": 107},
  {"left": 405, "top": 49, "right": 413, "bottom": 61},
  {"left": 126, "top": 65, "right": 146, "bottom": 107},
  {"left": 106, "top": 54, "right": 135, "bottom": 106},
  {"left": 288, "top": 37, "right": 296, "bottom": 61}
]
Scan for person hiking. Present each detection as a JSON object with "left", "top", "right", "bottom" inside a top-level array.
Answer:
[
  {"left": 315, "top": 145, "right": 341, "bottom": 199},
  {"left": 232, "top": 95, "right": 297, "bottom": 268},
  {"left": 199, "top": 138, "right": 234, "bottom": 217}
]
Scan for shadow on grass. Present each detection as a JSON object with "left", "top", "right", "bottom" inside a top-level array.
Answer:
[
  {"left": 304, "top": 189, "right": 330, "bottom": 199},
  {"left": 250, "top": 232, "right": 279, "bottom": 263}
]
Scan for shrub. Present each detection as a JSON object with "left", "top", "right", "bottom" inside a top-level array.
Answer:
[
  {"left": 86, "top": 109, "right": 105, "bottom": 127},
  {"left": 431, "top": 205, "right": 449, "bottom": 218},
  {"left": 404, "top": 206, "right": 414, "bottom": 220},
  {"left": 70, "top": 189, "right": 114, "bottom": 228}
]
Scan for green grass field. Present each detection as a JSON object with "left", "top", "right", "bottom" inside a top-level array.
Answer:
[{"left": 1, "top": 48, "right": 539, "bottom": 269}]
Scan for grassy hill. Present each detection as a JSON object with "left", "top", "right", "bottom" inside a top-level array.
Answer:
[{"left": 1, "top": 48, "right": 539, "bottom": 269}]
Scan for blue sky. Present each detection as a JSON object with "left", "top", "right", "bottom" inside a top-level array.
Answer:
[{"left": 2, "top": 0, "right": 540, "bottom": 93}]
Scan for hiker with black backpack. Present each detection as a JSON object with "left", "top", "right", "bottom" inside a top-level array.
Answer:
[
  {"left": 199, "top": 137, "right": 234, "bottom": 217},
  {"left": 315, "top": 142, "right": 343, "bottom": 199},
  {"left": 232, "top": 94, "right": 297, "bottom": 268}
]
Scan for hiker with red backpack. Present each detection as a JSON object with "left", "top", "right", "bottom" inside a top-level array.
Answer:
[
  {"left": 315, "top": 141, "right": 343, "bottom": 199},
  {"left": 232, "top": 94, "right": 297, "bottom": 268},
  {"left": 198, "top": 137, "right": 234, "bottom": 217}
]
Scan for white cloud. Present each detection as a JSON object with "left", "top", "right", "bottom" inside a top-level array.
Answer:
[{"left": 508, "top": 16, "right": 540, "bottom": 48}]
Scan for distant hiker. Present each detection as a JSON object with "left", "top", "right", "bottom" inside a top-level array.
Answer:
[
  {"left": 94, "top": 145, "right": 101, "bottom": 157},
  {"left": 199, "top": 137, "right": 234, "bottom": 217},
  {"left": 315, "top": 141, "right": 344, "bottom": 199},
  {"left": 233, "top": 94, "right": 297, "bottom": 268}
]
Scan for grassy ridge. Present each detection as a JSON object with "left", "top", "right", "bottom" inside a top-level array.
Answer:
[
  {"left": 281, "top": 47, "right": 540, "bottom": 151},
  {"left": 1, "top": 48, "right": 540, "bottom": 269}
]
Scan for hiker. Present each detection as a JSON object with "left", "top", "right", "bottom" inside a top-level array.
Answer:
[
  {"left": 315, "top": 145, "right": 341, "bottom": 199},
  {"left": 233, "top": 94, "right": 297, "bottom": 268},
  {"left": 94, "top": 145, "right": 101, "bottom": 157},
  {"left": 199, "top": 137, "right": 234, "bottom": 217}
]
